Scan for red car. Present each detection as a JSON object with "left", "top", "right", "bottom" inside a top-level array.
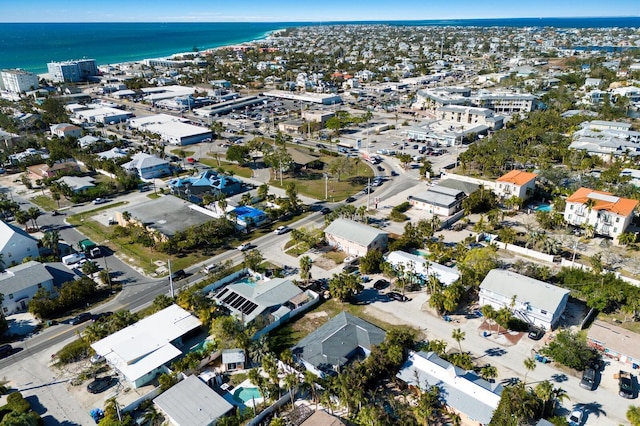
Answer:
[{"left": 186, "top": 157, "right": 196, "bottom": 163}]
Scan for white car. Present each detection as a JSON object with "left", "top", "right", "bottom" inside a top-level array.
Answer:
[
  {"left": 237, "top": 243, "right": 251, "bottom": 251},
  {"left": 274, "top": 226, "right": 290, "bottom": 235},
  {"left": 93, "top": 198, "right": 108, "bottom": 205},
  {"left": 568, "top": 408, "right": 584, "bottom": 426}
]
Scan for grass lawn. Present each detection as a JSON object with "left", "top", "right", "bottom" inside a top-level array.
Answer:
[
  {"left": 146, "top": 193, "right": 161, "bottom": 200},
  {"left": 31, "top": 194, "right": 65, "bottom": 211},
  {"left": 323, "top": 251, "right": 347, "bottom": 264},
  {"left": 170, "top": 149, "right": 195, "bottom": 157},
  {"left": 270, "top": 155, "right": 374, "bottom": 201},
  {"left": 268, "top": 298, "right": 411, "bottom": 354},
  {"left": 200, "top": 157, "right": 253, "bottom": 178}
]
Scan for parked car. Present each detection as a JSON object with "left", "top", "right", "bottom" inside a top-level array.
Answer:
[
  {"left": 186, "top": 157, "right": 196, "bottom": 163},
  {"left": 580, "top": 366, "right": 597, "bottom": 390},
  {"left": 170, "top": 269, "right": 187, "bottom": 281},
  {"left": 377, "top": 165, "right": 385, "bottom": 172},
  {"left": 390, "top": 170, "right": 399, "bottom": 176},
  {"left": 274, "top": 226, "right": 290, "bottom": 235},
  {"left": 87, "top": 376, "right": 117, "bottom": 394},
  {"left": 93, "top": 198, "right": 108, "bottom": 205},
  {"left": 92, "top": 312, "right": 113, "bottom": 322},
  {"left": 316, "top": 143, "right": 327, "bottom": 149},
  {"left": 320, "top": 207, "right": 332, "bottom": 215},
  {"left": 528, "top": 327, "right": 545, "bottom": 341},
  {"left": 0, "top": 344, "right": 13, "bottom": 359},
  {"left": 567, "top": 408, "right": 584, "bottom": 426},
  {"left": 619, "top": 370, "right": 635, "bottom": 399},
  {"left": 345, "top": 196, "right": 356, "bottom": 203},
  {"left": 202, "top": 264, "right": 220, "bottom": 274},
  {"left": 70, "top": 312, "right": 92, "bottom": 325},
  {"left": 387, "top": 292, "right": 410, "bottom": 302},
  {"left": 373, "top": 279, "right": 389, "bottom": 290},
  {"left": 90, "top": 354, "right": 105, "bottom": 364}
]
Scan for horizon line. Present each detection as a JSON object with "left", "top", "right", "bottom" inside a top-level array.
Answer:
[{"left": 2, "top": 15, "right": 640, "bottom": 24}]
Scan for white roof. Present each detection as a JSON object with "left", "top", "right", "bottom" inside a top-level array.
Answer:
[
  {"left": 324, "top": 218, "right": 388, "bottom": 247},
  {"left": 386, "top": 250, "right": 459, "bottom": 286},
  {"left": 0, "top": 220, "right": 37, "bottom": 252},
  {"left": 92, "top": 304, "right": 201, "bottom": 382}
]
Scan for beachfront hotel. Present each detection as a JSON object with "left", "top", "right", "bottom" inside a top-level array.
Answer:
[{"left": 0, "top": 69, "right": 39, "bottom": 94}]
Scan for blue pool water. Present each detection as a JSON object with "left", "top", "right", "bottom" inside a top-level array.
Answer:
[
  {"left": 233, "top": 387, "right": 262, "bottom": 403},
  {"left": 235, "top": 276, "right": 257, "bottom": 287},
  {"left": 535, "top": 204, "right": 552, "bottom": 212}
]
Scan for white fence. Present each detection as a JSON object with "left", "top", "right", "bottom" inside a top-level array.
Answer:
[{"left": 492, "top": 241, "right": 556, "bottom": 263}]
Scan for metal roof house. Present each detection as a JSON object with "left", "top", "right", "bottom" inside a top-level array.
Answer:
[
  {"left": 91, "top": 304, "right": 202, "bottom": 388},
  {"left": 408, "top": 185, "right": 466, "bottom": 217},
  {"left": 479, "top": 269, "right": 570, "bottom": 330},
  {"left": 0, "top": 220, "right": 39, "bottom": 267},
  {"left": 324, "top": 218, "right": 388, "bottom": 257},
  {"left": 397, "top": 351, "right": 503, "bottom": 425},
  {"left": 153, "top": 375, "right": 234, "bottom": 426},
  {"left": 292, "top": 312, "right": 386, "bottom": 378},
  {"left": 122, "top": 152, "right": 172, "bottom": 180},
  {"left": 386, "top": 250, "right": 459, "bottom": 287}
]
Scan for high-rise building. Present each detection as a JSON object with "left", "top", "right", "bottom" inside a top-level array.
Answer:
[
  {"left": 47, "top": 59, "right": 98, "bottom": 83},
  {"left": 1, "top": 69, "right": 39, "bottom": 93}
]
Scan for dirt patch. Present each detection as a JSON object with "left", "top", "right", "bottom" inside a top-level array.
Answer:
[
  {"left": 292, "top": 311, "right": 330, "bottom": 334},
  {"left": 477, "top": 320, "right": 524, "bottom": 346},
  {"left": 313, "top": 255, "right": 338, "bottom": 271}
]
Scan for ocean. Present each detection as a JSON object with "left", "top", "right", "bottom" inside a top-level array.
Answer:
[{"left": 1, "top": 18, "right": 639, "bottom": 74}]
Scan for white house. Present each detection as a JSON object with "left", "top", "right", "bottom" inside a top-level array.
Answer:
[
  {"left": 494, "top": 170, "right": 537, "bottom": 200},
  {"left": 564, "top": 187, "right": 638, "bottom": 238},
  {"left": 1, "top": 69, "right": 39, "bottom": 94},
  {"left": 49, "top": 123, "right": 82, "bottom": 139},
  {"left": 408, "top": 185, "right": 466, "bottom": 217},
  {"left": 479, "top": 269, "right": 570, "bottom": 330},
  {"left": 0, "top": 220, "right": 39, "bottom": 267},
  {"left": 122, "top": 152, "right": 172, "bottom": 180},
  {"left": 91, "top": 304, "right": 202, "bottom": 388},
  {"left": 0, "top": 261, "right": 55, "bottom": 315},
  {"left": 324, "top": 218, "right": 388, "bottom": 256},
  {"left": 397, "top": 351, "right": 503, "bottom": 425},
  {"left": 386, "top": 251, "right": 459, "bottom": 287}
]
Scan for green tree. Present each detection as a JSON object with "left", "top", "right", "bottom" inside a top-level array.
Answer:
[
  {"left": 40, "top": 230, "right": 60, "bottom": 260},
  {"left": 150, "top": 295, "right": 174, "bottom": 313},
  {"left": 458, "top": 247, "right": 498, "bottom": 287},
  {"left": 329, "top": 272, "right": 363, "bottom": 302},
  {"left": 41, "top": 96, "right": 69, "bottom": 124},
  {"left": 627, "top": 405, "right": 640, "bottom": 426},
  {"left": 299, "top": 256, "right": 312, "bottom": 285},
  {"left": 539, "top": 329, "right": 598, "bottom": 370},
  {"left": 451, "top": 328, "right": 465, "bottom": 354},
  {"left": 225, "top": 145, "right": 250, "bottom": 165},
  {"left": 359, "top": 249, "right": 383, "bottom": 274},
  {"left": 480, "top": 365, "right": 498, "bottom": 382},
  {"left": 523, "top": 357, "right": 536, "bottom": 384},
  {"left": 243, "top": 249, "right": 264, "bottom": 272}
]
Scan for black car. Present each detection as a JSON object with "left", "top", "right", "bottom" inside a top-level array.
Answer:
[
  {"left": 580, "top": 366, "right": 597, "bottom": 390},
  {"left": 391, "top": 170, "right": 399, "bottom": 176},
  {"left": 87, "top": 376, "right": 117, "bottom": 394},
  {"left": 345, "top": 196, "right": 356, "bottom": 203},
  {"left": 387, "top": 291, "right": 410, "bottom": 302},
  {"left": 70, "top": 312, "right": 92, "bottom": 325},
  {"left": 528, "top": 327, "right": 545, "bottom": 341},
  {"left": 170, "top": 269, "right": 187, "bottom": 281},
  {"left": 373, "top": 279, "right": 389, "bottom": 290},
  {"left": 92, "top": 312, "right": 113, "bottom": 322},
  {"left": 0, "top": 344, "right": 13, "bottom": 359},
  {"left": 320, "top": 207, "right": 332, "bottom": 215},
  {"left": 316, "top": 143, "right": 327, "bottom": 149},
  {"left": 377, "top": 165, "right": 385, "bottom": 172}
]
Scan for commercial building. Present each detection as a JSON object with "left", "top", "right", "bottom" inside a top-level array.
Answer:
[
  {"left": 47, "top": 59, "right": 98, "bottom": 83},
  {"left": 128, "top": 114, "right": 212, "bottom": 146},
  {"left": 436, "top": 105, "right": 504, "bottom": 131},
  {"left": 324, "top": 218, "right": 388, "bottom": 257},
  {"left": 479, "top": 269, "right": 570, "bottom": 330},
  {"left": 293, "top": 312, "right": 386, "bottom": 378},
  {"left": 73, "top": 105, "right": 133, "bottom": 125},
  {"left": 1, "top": 69, "right": 39, "bottom": 94},
  {"left": 264, "top": 90, "right": 342, "bottom": 105},
  {"left": 397, "top": 351, "right": 503, "bottom": 425},
  {"left": 91, "top": 304, "right": 202, "bottom": 388},
  {"left": 0, "top": 221, "right": 39, "bottom": 267},
  {"left": 564, "top": 187, "right": 638, "bottom": 238}
]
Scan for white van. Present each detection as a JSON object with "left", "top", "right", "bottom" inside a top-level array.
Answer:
[
  {"left": 62, "top": 253, "right": 86, "bottom": 266},
  {"left": 202, "top": 264, "right": 219, "bottom": 274}
]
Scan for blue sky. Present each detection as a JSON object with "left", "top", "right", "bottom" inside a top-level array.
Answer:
[{"left": 3, "top": 0, "right": 638, "bottom": 22}]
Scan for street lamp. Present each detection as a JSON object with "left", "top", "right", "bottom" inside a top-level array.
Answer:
[{"left": 323, "top": 173, "right": 329, "bottom": 200}]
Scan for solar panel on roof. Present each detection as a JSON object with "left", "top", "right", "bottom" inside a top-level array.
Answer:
[
  {"left": 223, "top": 293, "right": 239, "bottom": 304},
  {"left": 231, "top": 296, "right": 247, "bottom": 309},
  {"left": 243, "top": 302, "right": 258, "bottom": 315},
  {"left": 239, "top": 300, "right": 254, "bottom": 312},
  {"left": 217, "top": 288, "right": 229, "bottom": 298}
]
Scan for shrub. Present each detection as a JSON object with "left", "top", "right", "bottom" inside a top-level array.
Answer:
[
  {"left": 56, "top": 339, "right": 91, "bottom": 364},
  {"left": 7, "top": 392, "right": 30, "bottom": 414}
]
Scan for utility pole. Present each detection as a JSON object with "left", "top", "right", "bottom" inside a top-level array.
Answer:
[
  {"left": 367, "top": 177, "right": 371, "bottom": 209},
  {"left": 324, "top": 174, "right": 329, "bottom": 200},
  {"left": 168, "top": 258, "right": 174, "bottom": 298}
]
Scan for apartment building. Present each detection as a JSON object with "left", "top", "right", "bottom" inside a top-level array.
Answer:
[{"left": 564, "top": 187, "right": 638, "bottom": 238}]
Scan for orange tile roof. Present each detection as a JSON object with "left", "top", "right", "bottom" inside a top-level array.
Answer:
[
  {"left": 566, "top": 187, "right": 639, "bottom": 216},
  {"left": 496, "top": 170, "right": 538, "bottom": 186}
]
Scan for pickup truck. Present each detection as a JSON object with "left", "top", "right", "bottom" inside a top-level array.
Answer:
[{"left": 619, "top": 370, "right": 634, "bottom": 399}]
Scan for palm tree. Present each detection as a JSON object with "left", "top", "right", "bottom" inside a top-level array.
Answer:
[
  {"left": 523, "top": 357, "right": 537, "bottom": 384},
  {"left": 357, "top": 205, "right": 367, "bottom": 222},
  {"left": 27, "top": 207, "right": 41, "bottom": 230},
  {"left": 480, "top": 365, "right": 498, "bottom": 382},
  {"left": 299, "top": 256, "right": 312, "bottom": 285},
  {"left": 551, "top": 386, "right": 569, "bottom": 413},
  {"left": 269, "top": 417, "right": 286, "bottom": 426},
  {"left": 41, "top": 230, "right": 60, "bottom": 260},
  {"left": 534, "top": 380, "right": 553, "bottom": 416},
  {"left": 451, "top": 328, "right": 465, "bottom": 354},
  {"left": 284, "top": 372, "right": 298, "bottom": 408},
  {"left": 302, "top": 371, "right": 318, "bottom": 408},
  {"left": 142, "top": 406, "right": 163, "bottom": 426},
  {"left": 15, "top": 210, "right": 30, "bottom": 231},
  {"left": 626, "top": 405, "right": 640, "bottom": 426}
]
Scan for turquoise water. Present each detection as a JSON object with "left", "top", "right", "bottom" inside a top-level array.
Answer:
[
  {"left": 233, "top": 387, "right": 262, "bottom": 403},
  {"left": 535, "top": 204, "right": 552, "bottom": 212},
  {"left": 235, "top": 276, "right": 257, "bottom": 287}
]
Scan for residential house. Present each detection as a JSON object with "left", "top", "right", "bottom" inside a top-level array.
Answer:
[
  {"left": 230, "top": 206, "right": 268, "bottom": 228},
  {"left": 56, "top": 176, "right": 95, "bottom": 193},
  {"left": 324, "top": 218, "right": 388, "bottom": 256},
  {"left": 91, "top": 304, "right": 202, "bottom": 388},
  {"left": 564, "top": 187, "right": 638, "bottom": 238},
  {"left": 153, "top": 375, "right": 234, "bottom": 426},
  {"left": 494, "top": 170, "right": 537, "bottom": 200},
  {"left": 168, "top": 170, "right": 243, "bottom": 198},
  {"left": 397, "top": 351, "right": 503, "bottom": 425},
  {"left": 0, "top": 220, "right": 39, "bottom": 266},
  {"left": 300, "top": 411, "right": 346, "bottom": 426},
  {"left": 122, "top": 152, "right": 172, "bottom": 180},
  {"left": 50, "top": 123, "right": 82, "bottom": 139},
  {"left": 479, "top": 269, "right": 570, "bottom": 330},
  {"left": 293, "top": 312, "right": 386, "bottom": 378},
  {"left": 587, "top": 320, "right": 640, "bottom": 367},
  {"left": 28, "top": 161, "right": 80, "bottom": 179},
  {"left": 568, "top": 120, "right": 640, "bottom": 160},
  {"left": 211, "top": 276, "right": 319, "bottom": 337},
  {"left": 386, "top": 251, "right": 459, "bottom": 287},
  {"left": 0, "top": 261, "right": 78, "bottom": 315},
  {"left": 407, "top": 185, "right": 466, "bottom": 217}
]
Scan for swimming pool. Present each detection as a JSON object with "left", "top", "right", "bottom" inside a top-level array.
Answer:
[
  {"left": 234, "top": 276, "right": 257, "bottom": 287},
  {"left": 233, "top": 386, "right": 262, "bottom": 404},
  {"left": 535, "top": 204, "right": 552, "bottom": 212}
]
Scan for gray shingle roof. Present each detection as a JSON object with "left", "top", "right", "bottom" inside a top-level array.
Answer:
[
  {"left": 0, "top": 261, "right": 53, "bottom": 295},
  {"left": 293, "top": 312, "right": 386, "bottom": 373}
]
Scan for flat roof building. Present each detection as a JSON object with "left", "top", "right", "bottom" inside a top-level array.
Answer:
[
  {"left": 47, "top": 59, "right": 98, "bottom": 83},
  {"left": 128, "top": 113, "right": 212, "bottom": 146},
  {"left": 1, "top": 69, "right": 39, "bottom": 94}
]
